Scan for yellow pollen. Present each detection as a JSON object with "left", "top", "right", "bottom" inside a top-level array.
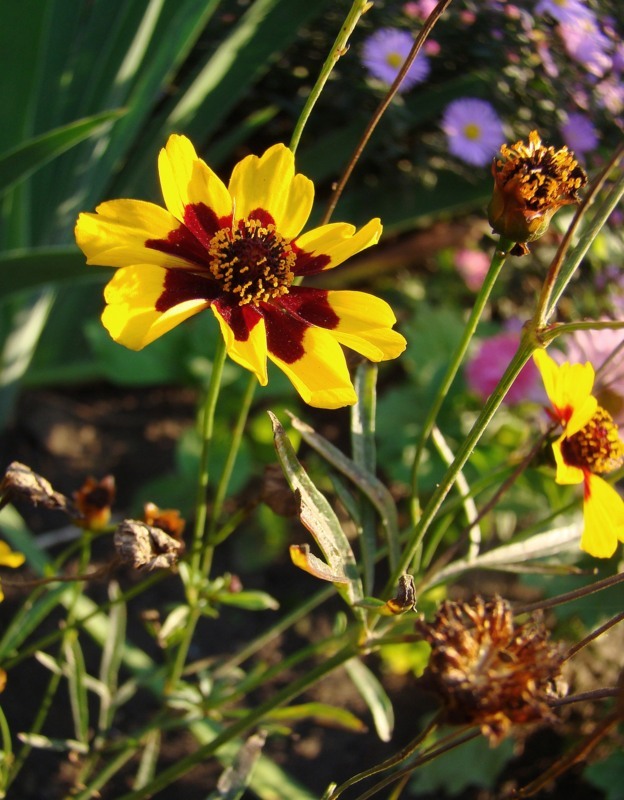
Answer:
[
  {"left": 463, "top": 122, "right": 482, "bottom": 141},
  {"left": 208, "top": 219, "right": 296, "bottom": 306},
  {"left": 386, "top": 51, "right": 404, "bottom": 69},
  {"left": 561, "top": 407, "right": 624, "bottom": 474}
]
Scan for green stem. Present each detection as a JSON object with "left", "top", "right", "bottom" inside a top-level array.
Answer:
[
  {"left": 387, "top": 330, "right": 535, "bottom": 593},
  {"left": 410, "top": 237, "right": 513, "bottom": 527},
  {"left": 289, "top": 0, "right": 372, "bottom": 154},
  {"left": 541, "top": 318, "right": 624, "bottom": 346},
  {"left": 189, "top": 335, "right": 227, "bottom": 579},
  {"left": 206, "top": 373, "right": 257, "bottom": 545},
  {"left": 117, "top": 643, "right": 358, "bottom": 800}
]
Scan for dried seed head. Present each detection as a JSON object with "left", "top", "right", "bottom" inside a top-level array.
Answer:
[
  {"left": 417, "top": 595, "right": 566, "bottom": 745},
  {"left": 114, "top": 520, "right": 185, "bottom": 571},
  {"left": 0, "top": 462, "right": 72, "bottom": 514}
]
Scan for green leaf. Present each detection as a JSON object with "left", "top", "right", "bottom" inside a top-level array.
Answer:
[
  {"left": 64, "top": 636, "right": 90, "bottom": 744},
  {"left": 0, "top": 247, "right": 99, "bottom": 298},
  {"left": 0, "top": 110, "right": 124, "bottom": 197},
  {"left": 266, "top": 703, "right": 367, "bottom": 733},
  {"left": 269, "top": 412, "right": 363, "bottom": 607},
  {"left": 585, "top": 750, "right": 624, "bottom": 800},
  {"left": 345, "top": 658, "right": 394, "bottom": 742},
  {"left": 213, "top": 590, "right": 279, "bottom": 612}
]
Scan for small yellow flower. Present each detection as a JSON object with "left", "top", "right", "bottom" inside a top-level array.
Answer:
[
  {"left": 0, "top": 540, "right": 26, "bottom": 602},
  {"left": 488, "top": 131, "right": 586, "bottom": 255},
  {"left": 534, "top": 349, "right": 624, "bottom": 558},
  {"left": 75, "top": 136, "right": 406, "bottom": 409}
]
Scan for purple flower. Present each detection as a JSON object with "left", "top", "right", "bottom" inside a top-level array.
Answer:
[
  {"left": 535, "top": 0, "right": 593, "bottom": 25},
  {"left": 560, "top": 112, "right": 599, "bottom": 156},
  {"left": 465, "top": 329, "right": 541, "bottom": 405},
  {"left": 559, "top": 16, "right": 613, "bottom": 77},
  {"left": 362, "top": 28, "right": 430, "bottom": 93},
  {"left": 441, "top": 98, "right": 505, "bottom": 167},
  {"left": 454, "top": 248, "right": 490, "bottom": 291}
]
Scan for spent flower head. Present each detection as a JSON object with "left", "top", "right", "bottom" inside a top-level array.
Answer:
[
  {"left": 417, "top": 596, "right": 565, "bottom": 745},
  {"left": 75, "top": 136, "right": 406, "bottom": 409},
  {"left": 361, "top": 28, "right": 430, "bottom": 92},
  {"left": 534, "top": 350, "right": 624, "bottom": 558},
  {"left": 441, "top": 98, "right": 505, "bottom": 167},
  {"left": 73, "top": 475, "right": 116, "bottom": 530},
  {"left": 488, "top": 130, "right": 587, "bottom": 255}
]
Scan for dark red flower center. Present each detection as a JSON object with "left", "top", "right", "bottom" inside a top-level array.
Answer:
[{"left": 560, "top": 407, "right": 624, "bottom": 474}]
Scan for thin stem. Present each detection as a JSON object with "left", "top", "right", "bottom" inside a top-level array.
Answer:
[
  {"left": 410, "top": 238, "right": 512, "bottom": 528},
  {"left": 207, "top": 373, "right": 256, "bottom": 544},
  {"left": 541, "top": 318, "right": 624, "bottom": 346},
  {"left": 386, "top": 328, "right": 535, "bottom": 594},
  {"left": 321, "top": 0, "right": 453, "bottom": 225},
  {"left": 117, "top": 643, "right": 358, "bottom": 800},
  {"left": 514, "top": 569, "right": 624, "bottom": 615},
  {"left": 550, "top": 688, "right": 619, "bottom": 707},
  {"left": 289, "top": 0, "right": 372, "bottom": 154},
  {"left": 564, "top": 609, "right": 624, "bottom": 662}
]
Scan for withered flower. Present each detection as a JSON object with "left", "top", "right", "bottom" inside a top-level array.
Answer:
[
  {"left": 114, "top": 520, "right": 185, "bottom": 571},
  {"left": 0, "top": 462, "right": 72, "bottom": 514},
  {"left": 73, "top": 475, "right": 116, "bottom": 530},
  {"left": 142, "top": 502, "right": 186, "bottom": 540},
  {"left": 417, "top": 596, "right": 565, "bottom": 745},
  {"left": 488, "top": 130, "right": 587, "bottom": 255}
]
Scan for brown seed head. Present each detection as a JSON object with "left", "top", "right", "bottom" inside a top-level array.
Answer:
[
  {"left": 417, "top": 596, "right": 566, "bottom": 745},
  {"left": 488, "top": 130, "right": 587, "bottom": 254},
  {"left": 0, "top": 462, "right": 72, "bottom": 514},
  {"left": 114, "top": 520, "right": 185, "bottom": 571}
]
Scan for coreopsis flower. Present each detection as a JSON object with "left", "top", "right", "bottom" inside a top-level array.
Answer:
[
  {"left": 441, "top": 98, "right": 505, "bottom": 168},
  {"left": 417, "top": 596, "right": 565, "bottom": 745},
  {"left": 73, "top": 475, "right": 116, "bottom": 530},
  {"left": 361, "top": 28, "right": 430, "bottom": 92},
  {"left": 534, "top": 349, "right": 624, "bottom": 558},
  {"left": 488, "top": 131, "right": 587, "bottom": 255},
  {"left": 75, "top": 136, "right": 406, "bottom": 409},
  {"left": 0, "top": 540, "right": 26, "bottom": 602}
]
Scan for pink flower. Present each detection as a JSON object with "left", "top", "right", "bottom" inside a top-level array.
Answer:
[
  {"left": 454, "top": 248, "right": 490, "bottom": 291},
  {"left": 465, "top": 330, "right": 541, "bottom": 404}
]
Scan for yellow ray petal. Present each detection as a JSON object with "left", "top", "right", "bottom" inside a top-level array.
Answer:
[
  {"left": 211, "top": 305, "right": 268, "bottom": 386},
  {"left": 580, "top": 474, "right": 624, "bottom": 558},
  {"left": 158, "top": 134, "right": 231, "bottom": 223},
  {"left": 533, "top": 349, "right": 596, "bottom": 433},
  {"left": 552, "top": 435, "right": 584, "bottom": 485},
  {"left": 228, "top": 144, "right": 313, "bottom": 240},
  {"left": 0, "top": 541, "right": 25, "bottom": 568},
  {"left": 102, "top": 265, "right": 210, "bottom": 349},
  {"left": 268, "top": 326, "right": 357, "bottom": 409},
  {"left": 294, "top": 219, "right": 382, "bottom": 273},
  {"left": 325, "top": 291, "right": 406, "bottom": 361},
  {"left": 75, "top": 200, "right": 192, "bottom": 269}
]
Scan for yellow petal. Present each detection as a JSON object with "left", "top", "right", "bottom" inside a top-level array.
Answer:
[
  {"left": 158, "top": 134, "right": 232, "bottom": 223},
  {"left": 102, "top": 265, "right": 210, "bottom": 349},
  {"left": 326, "top": 291, "right": 406, "bottom": 361},
  {"left": 211, "top": 304, "right": 268, "bottom": 386},
  {"left": 268, "top": 327, "right": 357, "bottom": 409},
  {"left": 228, "top": 144, "right": 313, "bottom": 240},
  {"left": 580, "top": 474, "right": 624, "bottom": 558},
  {"left": 0, "top": 541, "right": 25, "bottom": 568},
  {"left": 294, "top": 219, "right": 382, "bottom": 273},
  {"left": 552, "top": 436, "right": 584, "bottom": 485},
  {"left": 75, "top": 200, "right": 191, "bottom": 269},
  {"left": 533, "top": 349, "right": 596, "bottom": 433}
]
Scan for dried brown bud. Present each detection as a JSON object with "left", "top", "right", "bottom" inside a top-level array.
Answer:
[
  {"left": 142, "top": 502, "right": 186, "bottom": 540},
  {"left": 73, "top": 475, "right": 116, "bottom": 530},
  {"left": 114, "top": 520, "right": 185, "bottom": 571},
  {"left": 488, "top": 130, "right": 586, "bottom": 255},
  {"left": 417, "top": 595, "right": 565, "bottom": 745},
  {"left": 260, "top": 463, "right": 299, "bottom": 517},
  {"left": 0, "top": 462, "right": 72, "bottom": 514}
]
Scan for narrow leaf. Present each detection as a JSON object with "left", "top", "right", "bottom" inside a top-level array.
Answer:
[
  {"left": 64, "top": 636, "right": 89, "bottom": 744},
  {"left": 345, "top": 658, "right": 394, "bottom": 742},
  {"left": 266, "top": 703, "right": 367, "bottom": 732},
  {"left": 290, "top": 545, "right": 349, "bottom": 584},
  {"left": 0, "top": 247, "right": 99, "bottom": 298},
  {"left": 134, "top": 729, "right": 161, "bottom": 791}
]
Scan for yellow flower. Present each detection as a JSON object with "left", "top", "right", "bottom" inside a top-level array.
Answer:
[
  {"left": 0, "top": 540, "right": 26, "bottom": 602},
  {"left": 75, "top": 136, "right": 406, "bottom": 409},
  {"left": 534, "top": 349, "right": 624, "bottom": 558},
  {"left": 488, "top": 131, "right": 586, "bottom": 255}
]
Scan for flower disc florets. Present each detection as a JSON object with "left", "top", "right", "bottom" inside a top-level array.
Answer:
[
  {"left": 560, "top": 407, "right": 624, "bottom": 474},
  {"left": 208, "top": 220, "right": 296, "bottom": 306},
  {"left": 488, "top": 130, "right": 587, "bottom": 254},
  {"left": 417, "top": 596, "right": 565, "bottom": 745}
]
